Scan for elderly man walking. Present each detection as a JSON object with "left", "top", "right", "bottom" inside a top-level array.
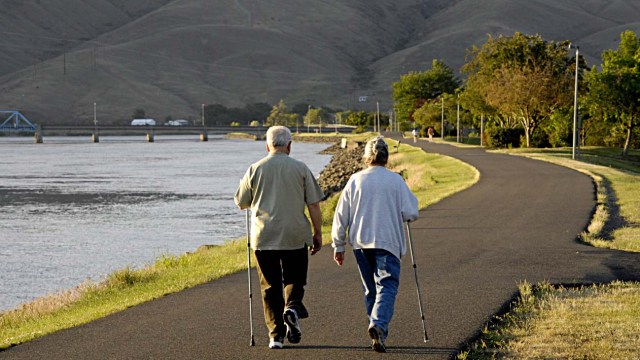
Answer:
[
  {"left": 235, "top": 126, "right": 324, "bottom": 349},
  {"left": 332, "top": 136, "right": 419, "bottom": 353}
]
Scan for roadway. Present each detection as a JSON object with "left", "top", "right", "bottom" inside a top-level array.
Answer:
[{"left": 1, "top": 136, "right": 638, "bottom": 359}]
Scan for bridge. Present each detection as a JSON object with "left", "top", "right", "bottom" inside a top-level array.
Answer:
[
  {"left": 30, "top": 124, "right": 354, "bottom": 143},
  {"left": 0, "top": 110, "right": 37, "bottom": 133}
]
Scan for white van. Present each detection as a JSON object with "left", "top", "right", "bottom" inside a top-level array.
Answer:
[
  {"left": 164, "top": 119, "right": 189, "bottom": 126},
  {"left": 131, "top": 119, "right": 156, "bottom": 126}
]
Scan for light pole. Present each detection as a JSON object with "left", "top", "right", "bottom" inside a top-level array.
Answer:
[
  {"left": 480, "top": 114, "right": 485, "bottom": 147},
  {"left": 200, "top": 103, "right": 208, "bottom": 142},
  {"left": 92, "top": 102, "right": 99, "bottom": 143},
  {"left": 569, "top": 43, "right": 580, "bottom": 160},
  {"left": 456, "top": 94, "right": 460, "bottom": 143},
  {"left": 307, "top": 104, "right": 311, "bottom": 133},
  {"left": 376, "top": 100, "right": 380, "bottom": 133},
  {"left": 441, "top": 96, "right": 445, "bottom": 139}
]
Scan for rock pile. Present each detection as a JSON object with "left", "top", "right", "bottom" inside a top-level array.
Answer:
[{"left": 317, "top": 142, "right": 365, "bottom": 199}]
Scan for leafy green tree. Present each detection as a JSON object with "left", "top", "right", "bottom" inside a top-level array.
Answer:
[
  {"left": 304, "top": 107, "right": 327, "bottom": 127},
  {"left": 392, "top": 59, "right": 460, "bottom": 124},
  {"left": 340, "top": 111, "right": 372, "bottom": 127},
  {"left": 462, "top": 33, "right": 576, "bottom": 147},
  {"left": 266, "top": 99, "right": 297, "bottom": 126},
  {"left": 584, "top": 30, "right": 640, "bottom": 157}
]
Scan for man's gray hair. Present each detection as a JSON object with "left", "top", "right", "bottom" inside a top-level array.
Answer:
[
  {"left": 266, "top": 126, "right": 292, "bottom": 148},
  {"left": 363, "top": 136, "right": 389, "bottom": 166}
]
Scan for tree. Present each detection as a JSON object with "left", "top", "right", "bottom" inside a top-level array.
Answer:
[
  {"left": 392, "top": 59, "right": 460, "bottom": 124},
  {"left": 266, "top": 99, "right": 297, "bottom": 126},
  {"left": 304, "top": 107, "right": 326, "bottom": 127},
  {"left": 339, "top": 111, "right": 374, "bottom": 127},
  {"left": 461, "top": 33, "right": 576, "bottom": 147},
  {"left": 584, "top": 30, "right": 640, "bottom": 157}
]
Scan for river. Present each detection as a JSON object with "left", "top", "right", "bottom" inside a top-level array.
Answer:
[{"left": 0, "top": 135, "right": 332, "bottom": 312}]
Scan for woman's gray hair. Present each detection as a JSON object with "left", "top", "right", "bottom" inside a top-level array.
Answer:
[
  {"left": 266, "top": 126, "right": 292, "bottom": 148},
  {"left": 363, "top": 136, "right": 389, "bottom": 166}
]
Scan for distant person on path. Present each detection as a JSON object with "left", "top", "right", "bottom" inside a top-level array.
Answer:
[
  {"left": 235, "top": 126, "right": 324, "bottom": 349},
  {"left": 331, "top": 136, "right": 419, "bottom": 353},
  {"left": 412, "top": 128, "right": 418, "bottom": 143},
  {"left": 428, "top": 127, "right": 435, "bottom": 142}
]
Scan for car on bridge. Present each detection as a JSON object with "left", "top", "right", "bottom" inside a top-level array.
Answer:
[
  {"left": 164, "top": 119, "right": 189, "bottom": 126},
  {"left": 131, "top": 119, "right": 156, "bottom": 126}
]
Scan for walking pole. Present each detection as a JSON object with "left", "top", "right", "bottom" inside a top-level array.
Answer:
[
  {"left": 246, "top": 209, "right": 256, "bottom": 346},
  {"left": 406, "top": 221, "right": 429, "bottom": 342}
]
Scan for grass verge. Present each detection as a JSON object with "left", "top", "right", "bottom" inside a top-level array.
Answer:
[
  {"left": 0, "top": 134, "right": 477, "bottom": 350},
  {"left": 459, "top": 281, "right": 640, "bottom": 359},
  {"left": 458, "top": 146, "right": 640, "bottom": 359}
]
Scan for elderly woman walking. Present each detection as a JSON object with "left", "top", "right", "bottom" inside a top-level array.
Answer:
[{"left": 331, "top": 136, "right": 419, "bottom": 352}]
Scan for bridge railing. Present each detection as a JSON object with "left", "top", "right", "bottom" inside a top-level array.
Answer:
[{"left": 0, "top": 111, "right": 37, "bottom": 133}]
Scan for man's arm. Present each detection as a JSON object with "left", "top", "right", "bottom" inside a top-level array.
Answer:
[
  {"left": 234, "top": 168, "right": 253, "bottom": 210},
  {"left": 307, "top": 202, "right": 322, "bottom": 255}
]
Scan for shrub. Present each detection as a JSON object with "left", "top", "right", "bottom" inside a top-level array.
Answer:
[{"left": 485, "top": 127, "right": 523, "bottom": 148}]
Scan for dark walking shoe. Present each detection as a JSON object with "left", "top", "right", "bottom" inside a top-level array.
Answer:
[
  {"left": 283, "top": 308, "right": 302, "bottom": 344},
  {"left": 368, "top": 325, "right": 386, "bottom": 353}
]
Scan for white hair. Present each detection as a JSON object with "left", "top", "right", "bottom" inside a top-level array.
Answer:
[
  {"left": 363, "top": 136, "right": 389, "bottom": 166},
  {"left": 266, "top": 126, "right": 292, "bottom": 147}
]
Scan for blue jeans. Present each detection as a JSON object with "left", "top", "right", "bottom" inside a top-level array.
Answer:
[{"left": 353, "top": 249, "right": 401, "bottom": 339}]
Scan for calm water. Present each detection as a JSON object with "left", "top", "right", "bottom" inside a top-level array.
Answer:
[{"left": 0, "top": 135, "right": 331, "bottom": 312}]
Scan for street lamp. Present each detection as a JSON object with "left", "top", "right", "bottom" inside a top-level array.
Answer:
[
  {"left": 456, "top": 94, "right": 460, "bottom": 143},
  {"left": 569, "top": 43, "right": 580, "bottom": 160},
  {"left": 441, "top": 96, "right": 445, "bottom": 139},
  {"left": 92, "top": 102, "right": 99, "bottom": 143},
  {"left": 307, "top": 104, "right": 311, "bottom": 133}
]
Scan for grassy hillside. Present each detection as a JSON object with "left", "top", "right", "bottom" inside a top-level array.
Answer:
[{"left": 1, "top": 0, "right": 640, "bottom": 124}]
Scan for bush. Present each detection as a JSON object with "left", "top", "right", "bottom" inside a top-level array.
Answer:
[
  {"left": 353, "top": 126, "right": 368, "bottom": 134},
  {"left": 485, "top": 127, "right": 523, "bottom": 148}
]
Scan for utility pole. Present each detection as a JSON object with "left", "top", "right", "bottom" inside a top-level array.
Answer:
[
  {"left": 92, "top": 102, "right": 99, "bottom": 143},
  {"left": 569, "top": 44, "right": 580, "bottom": 160},
  {"left": 441, "top": 97, "right": 445, "bottom": 139},
  {"left": 201, "top": 103, "right": 208, "bottom": 142},
  {"left": 376, "top": 100, "right": 380, "bottom": 133},
  {"left": 456, "top": 95, "right": 460, "bottom": 143},
  {"left": 481, "top": 114, "right": 485, "bottom": 147}
]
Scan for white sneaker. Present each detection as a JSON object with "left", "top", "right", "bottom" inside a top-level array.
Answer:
[
  {"left": 268, "top": 337, "right": 284, "bottom": 349},
  {"left": 283, "top": 308, "right": 301, "bottom": 344}
]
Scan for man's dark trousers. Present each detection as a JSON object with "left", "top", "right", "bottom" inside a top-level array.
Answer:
[{"left": 254, "top": 246, "right": 309, "bottom": 340}]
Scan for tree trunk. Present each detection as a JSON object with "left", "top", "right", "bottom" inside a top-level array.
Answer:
[{"left": 622, "top": 116, "right": 633, "bottom": 158}]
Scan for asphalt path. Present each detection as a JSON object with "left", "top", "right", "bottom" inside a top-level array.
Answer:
[{"left": 2, "top": 137, "right": 638, "bottom": 359}]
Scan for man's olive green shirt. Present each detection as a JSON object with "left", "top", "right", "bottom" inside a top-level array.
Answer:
[{"left": 235, "top": 152, "right": 324, "bottom": 250}]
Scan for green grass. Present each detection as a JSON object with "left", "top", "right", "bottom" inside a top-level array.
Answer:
[
  {"left": 0, "top": 242, "right": 248, "bottom": 349},
  {"left": 459, "top": 281, "right": 640, "bottom": 359},
  {"left": 0, "top": 134, "right": 478, "bottom": 350},
  {"left": 458, "top": 145, "right": 640, "bottom": 359}
]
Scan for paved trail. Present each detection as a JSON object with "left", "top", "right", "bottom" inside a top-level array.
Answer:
[{"left": 2, "top": 138, "right": 638, "bottom": 359}]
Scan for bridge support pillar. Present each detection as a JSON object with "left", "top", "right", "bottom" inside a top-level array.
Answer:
[
  {"left": 146, "top": 130, "right": 154, "bottom": 143},
  {"left": 34, "top": 126, "right": 43, "bottom": 143}
]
